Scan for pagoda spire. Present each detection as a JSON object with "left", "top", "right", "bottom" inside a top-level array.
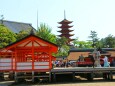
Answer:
[{"left": 64, "top": 10, "right": 66, "bottom": 19}]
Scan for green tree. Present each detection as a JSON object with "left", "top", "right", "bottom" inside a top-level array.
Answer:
[
  {"left": 72, "top": 37, "right": 79, "bottom": 47},
  {"left": 72, "top": 38, "right": 92, "bottom": 48},
  {"left": 36, "top": 23, "right": 70, "bottom": 57},
  {"left": 56, "top": 45, "right": 70, "bottom": 56},
  {"left": 100, "top": 34, "right": 115, "bottom": 48},
  {"left": 88, "top": 30, "right": 99, "bottom": 48},
  {"left": 16, "top": 29, "right": 30, "bottom": 40},
  {"left": 54, "top": 37, "right": 70, "bottom": 57},
  {"left": 56, "top": 37, "right": 68, "bottom": 47},
  {"left": 0, "top": 24, "right": 16, "bottom": 48},
  {"left": 78, "top": 41, "right": 93, "bottom": 48},
  {"left": 99, "top": 38, "right": 106, "bottom": 48},
  {"left": 36, "top": 23, "right": 56, "bottom": 44}
]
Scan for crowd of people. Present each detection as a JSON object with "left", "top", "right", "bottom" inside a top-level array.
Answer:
[
  {"left": 52, "top": 59, "right": 76, "bottom": 67},
  {"left": 52, "top": 48, "right": 115, "bottom": 68}
]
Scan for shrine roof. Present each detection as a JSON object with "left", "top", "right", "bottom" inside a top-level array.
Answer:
[
  {"left": 0, "top": 20, "right": 35, "bottom": 33},
  {"left": 69, "top": 48, "right": 115, "bottom": 52},
  {"left": 0, "top": 34, "right": 58, "bottom": 52}
]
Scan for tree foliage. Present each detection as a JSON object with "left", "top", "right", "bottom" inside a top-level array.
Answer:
[
  {"left": 0, "top": 24, "right": 16, "bottom": 48},
  {"left": 36, "top": 24, "right": 70, "bottom": 57},
  {"left": 16, "top": 29, "right": 30, "bottom": 40},
  {"left": 36, "top": 23, "right": 56, "bottom": 44},
  {"left": 88, "top": 30, "right": 99, "bottom": 47},
  {"left": 54, "top": 37, "right": 70, "bottom": 57},
  {"left": 99, "top": 34, "right": 115, "bottom": 48},
  {"left": 56, "top": 37, "right": 68, "bottom": 47},
  {"left": 77, "top": 41, "right": 92, "bottom": 48},
  {"left": 72, "top": 37, "right": 93, "bottom": 48},
  {"left": 72, "top": 37, "right": 79, "bottom": 47}
]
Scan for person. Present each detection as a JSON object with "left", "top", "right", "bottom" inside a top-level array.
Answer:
[
  {"left": 89, "top": 55, "right": 95, "bottom": 68},
  {"left": 65, "top": 59, "right": 69, "bottom": 67},
  {"left": 103, "top": 56, "right": 110, "bottom": 67},
  {"left": 93, "top": 48, "right": 101, "bottom": 67},
  {"left": 112, "top": 58, "right": 115, "bottom": 66},
  {"left": 97, "top": 50, "right": 101, "bottom": 66},
  {"left": 55, "top": 60, "right": 59, "bottom": 67},
  {"left": 79, "top": 54, "right": 84, "bottom": 62}
]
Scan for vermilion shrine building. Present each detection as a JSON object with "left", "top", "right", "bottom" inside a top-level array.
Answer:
[{"left": 0, "top": 33, "right": 58, "bottom": 72}]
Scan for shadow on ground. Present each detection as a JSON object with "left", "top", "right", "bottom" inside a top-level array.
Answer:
[{"left": 8, "top": 77, "right": 115, "bottom": 86}]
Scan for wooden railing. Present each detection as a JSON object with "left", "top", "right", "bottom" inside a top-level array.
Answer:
[
  {"left": 0, "top": 58, "right": 12, "bottom": 71},
  {"left": 0, "top": 58, "right": 50, "bottom": 71}
]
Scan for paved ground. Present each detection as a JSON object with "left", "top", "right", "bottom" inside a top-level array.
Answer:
[
  {"left": 1, "top": 80, "right": 115, "bottom": 86},
  {"left": 0, "top": 75, "right": 115, "bottom": 86},
  {"left": 0, "top": 81, "right": 14, "bottom": 86},
  {"left": 0, "top": 78, "right": 115, "bottom": 86}
]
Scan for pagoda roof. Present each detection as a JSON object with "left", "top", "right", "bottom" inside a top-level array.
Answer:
[
  {"left": 58, "top": 19, "right": 73, "bottom": 24},
  {"left": 58, "top": 29, "right": 74, "bottom": 32},
  {"left": 67, "top": 38, "right": 74, "bottom": 40},
  {"left": 60, "top": 33, "right": 74, "bottom": 36},
  {"left": 58, "top": 34, "right": 74, "bottom": 37},
  {"left": 68, "top": 39, "right": 75, "bottom": 41},
  {"left": 58, "top": 36, "right": 74, "bottom": 39},
  {"left": 58, "top": 25, "right": 73, "bottom": 28}
]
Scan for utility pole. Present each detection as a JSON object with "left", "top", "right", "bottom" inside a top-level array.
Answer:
[{"left": 37, "top": 10, "right": 38, "bottom": 29}]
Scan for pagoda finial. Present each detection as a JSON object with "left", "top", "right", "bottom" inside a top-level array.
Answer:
[{"left": 64, "top": 10, "right": 66, "bottom": 19}]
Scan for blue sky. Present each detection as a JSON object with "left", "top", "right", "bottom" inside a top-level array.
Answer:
[{"left": 1, "top": 0, "right": 115, "bottom": 41}]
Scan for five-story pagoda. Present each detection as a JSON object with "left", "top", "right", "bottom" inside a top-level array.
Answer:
[{"left": 58, "top": 12, "right": 74, "bottom": 45}]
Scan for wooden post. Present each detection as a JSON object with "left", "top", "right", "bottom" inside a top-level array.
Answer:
[
  {"left": 32, "top": 71, "right": 34, "bottom": 82},
  {"left": 73, "top": 72, "right": 76, "bottom": 81},
  {"left": 87, "top": 72, "right": 93, "bottom": 81},
  {"left": 53, "top": 73, "right": 56, "bottom": 82},
  {"left": 14, "top": 72, "right": 17, "bottom": 82},
  {"left": 91, "top": 72, "right": 94, "bottom": 81},
  {"left": 109, "top": 71, "right": 113, "bottom": 81},
  {"left": 0, "top": 72, "right": 4, "bottom": 81},
  {"left": 49, "top": 72, "right": 52, "bottom": 82},
  {"left": 103, "top": 73, "right": 108, "bottom": 80}
]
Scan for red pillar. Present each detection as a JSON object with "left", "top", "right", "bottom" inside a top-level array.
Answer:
[{"left": 32, "top": 39, "right": 34, "bottom": 70}]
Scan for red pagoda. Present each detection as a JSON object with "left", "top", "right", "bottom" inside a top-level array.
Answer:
[{"left": 58, "top": 11, "right": 74, "bottom": 45}]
